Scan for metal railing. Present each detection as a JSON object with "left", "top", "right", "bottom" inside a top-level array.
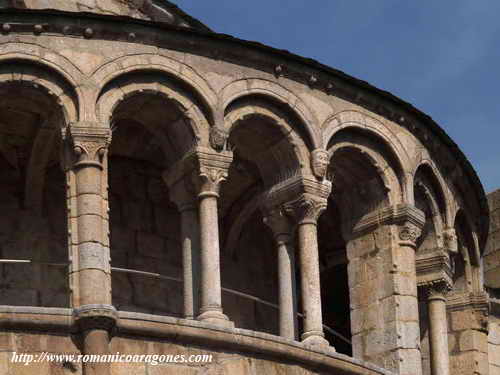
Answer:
[
  {"left": 0, "top": 260, "right": 351, "bottom": 345},
  {"left": 111, "top": 266, "right": 352, "bottom": 345}
]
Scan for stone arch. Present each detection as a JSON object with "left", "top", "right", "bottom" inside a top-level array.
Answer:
[
  {"left": 323, "top": 110, "right": 411, "bottom": 201},
  {"left": 326, "top": 124, "right": 406, "bottom": 204},
  {"left": 0, "top": 57, "right": 73, "bottom": 307},
  {"left": 221, "top": 78, "right": 321, "bottom": 150},
  {"left": 0, "top": 58, "right": 79, "bottom": 212},
  {"left": 96, "top": 71, "right": 211, "bottom": 162},
  {"left": 91, "top": 54, "right": 217, "bottom": 127},
  {"left": 0, "top": 58, "right": 79, "bottom": 124},
  {"left": 224, "top": 97, "right": 312, "bottom": 184},
  {"left": 452, "top": 209, "right": 481, "bottom": 292},
  {"left": 329, "top": 141, "right": 401, "bottom": 206},
  {"left": 0, "top": 44, "right": 84, "bottom": 121},
  {"left": 411, "top": 160, "right": 452, "bottom": 228}
]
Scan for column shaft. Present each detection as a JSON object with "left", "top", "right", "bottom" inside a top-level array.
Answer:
[
  {"left": 428, "top": 293, "right": 450, "bottom": 375},
  {"left": 74, "top": 166, "right": 109, "bottom": 306},
  {"left": 277, "top": 238, "right": 298, "bottom": 339},
  {"left": 197, "top": 194, "right": 232, "bottom": 326},
  {"left": 180, "top": 206, "right": 200, "bottom": 319},
  {"left": 298, "top": 222, "right": 327, "bottom": 345},
  {"left": 82, "top": 329, "right": 110, "bottom": 375}
]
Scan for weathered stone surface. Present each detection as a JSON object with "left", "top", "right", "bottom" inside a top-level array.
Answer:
[{"left": 0, "top": 1, "right": 495, "bottom": 374}]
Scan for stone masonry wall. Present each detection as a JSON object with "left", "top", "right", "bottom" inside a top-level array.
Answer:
[{"left": 489, "top": 313, "right": 500, "bottom": 375}]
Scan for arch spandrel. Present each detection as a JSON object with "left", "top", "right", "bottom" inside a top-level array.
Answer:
[{"left": 221, "top": 78, "right": 321, "bottom": 150}]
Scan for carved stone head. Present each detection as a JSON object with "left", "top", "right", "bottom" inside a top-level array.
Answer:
[
  {"left": 209, "top": 127, "right": 229, "bottom": 152},
  {"left": 311, "top": 149, "right": 330, "bottom": 179}
]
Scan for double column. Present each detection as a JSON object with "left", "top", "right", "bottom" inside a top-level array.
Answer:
[
  {"left": 64, "top": 124, "right": 116, "bottom": 375},
  {"left": 164, "top": 147, "right": 233, "bottom": 327},
  {"left": 264, "top": 176, "right": 332, "bottom": 348}
]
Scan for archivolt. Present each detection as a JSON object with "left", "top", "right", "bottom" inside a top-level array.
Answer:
[
  {"left": 224, "top": 99, "right": 311, "bottom": 179},
  {"left": 221, "top": 78, "right": 321, "bottom": 149},
  {"left": 96, "top": 72, "right": 209, "bottom": 145},
  {"left": 0, "top": 58, "right": 80, "bottom": 124},
  {"left": 91, "top": 54, "right": 217, "bottom": 127},
  {"left": 323, "top": 111, "right": 411, "bottom": 200},
  {"left": 328, "top": 141, "right": 402, "bottom": 206},
  {"left": 412, "top": 160, "right": 452, "bottom": 228}
]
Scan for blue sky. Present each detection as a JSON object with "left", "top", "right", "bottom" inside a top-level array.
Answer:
[{"left": 176, "top": 1, "right": 500, "bottom": 193}]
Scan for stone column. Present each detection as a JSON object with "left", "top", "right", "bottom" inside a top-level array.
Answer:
[
  {"left": 263, "top": 209, "right": 298, "bottom": 340},
  {"left": 425, "top": 283, "right": 451, "bottom": 375},
  {"left": 187, "top": 148, "right": 233, "bottom": 327},
  {"left": 284, "top": 193, "right": 330, "bottom": 348},
  {"left": 164, "top": 147, "right": 233, "bottom": 327},
  {"left": 166, "top": 179, "right": 200, "bottom": 320},
  {"left": 64, "top": 124, "right": 117, "bottom": 375}
]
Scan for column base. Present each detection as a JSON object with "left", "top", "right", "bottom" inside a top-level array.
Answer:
[
  {"left": 197, "top": 310, "right": 234, "bottom": 328},
  {"left": 301, "top": 331, "right": 332, "bottom": 350}
]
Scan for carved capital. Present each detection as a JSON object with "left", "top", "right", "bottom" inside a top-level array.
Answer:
[
  {"left": 443, "top": 228, "right": 458, "bottom": 254},
  {"left": 422, "top": 280, "right": 452, "bottom": 301},
  {"left": 398, "top": 221, "right": 423, "bottom": 247},
  {"left": 283, "top": 194, "right": 328, "bottom": 226},
  {"left": 209, "top": 126, "right": 229, "bottom": 152},
  {"left": 263, "top": 208, "right": 293, "bottom": 244},
  {"left": 264, "top": 175, "right": 331, "bottom": 211},
  {"left": 65, "top": 123, "right": 111, "bottom": 170},
  {"left": 311, "top": 149, "right": 330, "bottom": 180}
]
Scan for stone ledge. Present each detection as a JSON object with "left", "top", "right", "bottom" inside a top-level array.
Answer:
[
  {"left": 0, "top": 307, "right": 393, "bottom": 375},
  {"left": 118, "top": 311, "right": 393, "bottom": 375}
]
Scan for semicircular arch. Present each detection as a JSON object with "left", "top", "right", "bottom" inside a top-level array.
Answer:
[
  {"left": 92, "top": 54, "right": 217, "bottom": 126},
  {"left": 221, "top": 78, "right": 321, "bottom": 150}
]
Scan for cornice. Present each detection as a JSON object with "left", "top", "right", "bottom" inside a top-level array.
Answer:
[
  {"left": 416, "top": 250, "right": 453, "bottom": 290},
  {"left": 446, "top": 291, "right": 489, "bottom": 313},
  {"left": 352, "top": 204, "right": 425, "bottom": 236}
]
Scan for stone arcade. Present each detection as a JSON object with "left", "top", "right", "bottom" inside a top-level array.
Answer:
[{"left": 0, "top": 1, "right": 498, "bottom": 374}]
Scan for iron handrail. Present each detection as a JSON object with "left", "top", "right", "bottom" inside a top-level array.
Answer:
[{"left": 0, "top": 260, "right": 351, "bottom": 345}]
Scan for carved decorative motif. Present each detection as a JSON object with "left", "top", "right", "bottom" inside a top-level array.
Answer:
[
  {"left": 209, "top": 126, "right": 229, "bottom": 152},
  {"left": 197, "top": 166, "right": 229, "bottom": 196},
  {"left": 283, "top": 194, "right": 328, "bottom": 225},
  {"left": 311, "top": 149, "right": 330, "bottom": 180},
  {"left": 443, "top": 228, "right": 458, "bottom": 254},
  {"left": 66, "top": 124, "right": 111, "bottom": 169},
  {"left": 399, "top": 222, "right": 422, "bottom": 245},
  {"left": 422, "top": 280, "right": 452, "bottom": 300}
]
